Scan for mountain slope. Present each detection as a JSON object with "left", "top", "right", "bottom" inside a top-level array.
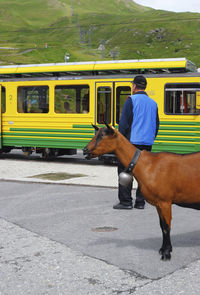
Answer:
[{"left": 0, "top": 0, "right": 200, "bottom": 67}]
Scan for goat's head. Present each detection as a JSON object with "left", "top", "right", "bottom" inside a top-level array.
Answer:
[{"left": 83, "top": 124, "right": 118, "bottom": 159}]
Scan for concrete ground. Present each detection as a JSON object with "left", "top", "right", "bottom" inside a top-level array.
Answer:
[{"left": 0, "top": 150, "right": 200, "bottom": 294}]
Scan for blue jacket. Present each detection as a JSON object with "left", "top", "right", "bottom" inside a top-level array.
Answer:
[{"left": 119, "top": 91, "right": 159, "bottom": 146}]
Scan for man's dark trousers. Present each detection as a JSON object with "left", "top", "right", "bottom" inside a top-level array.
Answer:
[{"left": 118, "top": 144, "right": 152, "bottom": 206}]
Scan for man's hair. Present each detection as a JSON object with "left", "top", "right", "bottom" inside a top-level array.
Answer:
[{"left": 132, "top": 75, "right": 147, "bottom": 90}]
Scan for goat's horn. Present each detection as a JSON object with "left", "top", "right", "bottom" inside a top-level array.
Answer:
[
  {"left": 105, "top": 123, "right": 113, "bottom": 130},
  {"left": 91, "top": 124, "right": 99, "bottom": 131}
]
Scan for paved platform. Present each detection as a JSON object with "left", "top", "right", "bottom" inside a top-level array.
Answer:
[
  {"left": 0, "top": 150, "right": 137, "bottom": 188},
  {"left": 0, "top": 157, "right": 119, "bottom": 187}
]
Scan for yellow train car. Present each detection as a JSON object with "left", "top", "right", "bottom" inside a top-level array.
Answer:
[{"left": 0, "top": 57, "right": 200, "bottom": 159}]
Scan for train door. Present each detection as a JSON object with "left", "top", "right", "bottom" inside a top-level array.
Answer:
[
  {"left": 114, "top": 82, "right": 132, "bottom": 126},
  {"left": 96, "top": 82, "right": 113, "bottom": 125},
  {"left": 0, "top": 85, "right": 1, "bottom": 149}
]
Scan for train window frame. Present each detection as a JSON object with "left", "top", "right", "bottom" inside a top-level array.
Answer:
[
  {"left": 54, "top": 84, "right": 90, "bottom": 114},
  {"left": 17, "top": 85, "right": 49, "bottom": 114},
  {"left": 1, "top": 86, "right": 6, "bottom": 113},
  {"left": 97, "top": 86, "right": 111, "bottom": 124},
  {"left": 116, "top": 86, "right": 131, "bottom": 124},
  {"left": 164, "top": 83, "right": 200, "bottom": 115}
]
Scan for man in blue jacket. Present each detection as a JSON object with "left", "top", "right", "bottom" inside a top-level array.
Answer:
[{"left": 113, "top": 75, "right": 159, "bottom": 210}]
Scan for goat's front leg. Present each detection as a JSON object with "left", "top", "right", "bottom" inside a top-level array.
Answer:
[{"left": 156, "top": 202, "right": 172, "bottom": 261}]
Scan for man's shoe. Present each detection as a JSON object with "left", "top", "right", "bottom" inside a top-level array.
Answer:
[
  {"left": 134, "top": 203, "right": 145, "bottom": 209},
  {"left": 113, "top": 203, "right": 133, "bottom": 210}
]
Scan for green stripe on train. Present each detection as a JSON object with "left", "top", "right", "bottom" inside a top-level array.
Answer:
[
  {"left": 160, "top": 121, "right": 200, "bottom": 126},
  {"left": 4, "top": 132, "right": 93, "bottom": 139},
  {"left": 158, "top": 131, "right": 197, "bottom": 137},
  {"left": 4, "top": 125, "right": 94, "bottom": 149},
  {"left": 156, "top": 136, "right": 200, "bottom": 142},
  {"left": 3, "top": 137, "right": 90, "bottom": 149},
  {"left": 153, "top": 142, "right": 200, "bottom": 153},
  {"left": 73, "top": 124, "right": 94, "bottom": 128},
  {"left": 153, "top": 121, "right": 200, "bottom": 153},
  {"left": 10, "top": 128, "right": 95, "bottom": 134},
  {"left": 159, "top": 126, "right": 200, "bottom": 131}
]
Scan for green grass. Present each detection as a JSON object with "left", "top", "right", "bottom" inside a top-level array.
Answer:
[
  {"left": 29, "top": 172, "right": 86, "bottom": 181},
  {"left": 0, "top": 0, "right": 200, "bottom": 66}
]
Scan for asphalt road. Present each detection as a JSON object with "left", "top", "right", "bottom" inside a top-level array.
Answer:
[{"left": 1, "top": 180, "right": 200, "bottom": 281}]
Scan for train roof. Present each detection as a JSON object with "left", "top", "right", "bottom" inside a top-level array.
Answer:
[{"left": 0, "top": 58, "right": 196, "bottom": 79}]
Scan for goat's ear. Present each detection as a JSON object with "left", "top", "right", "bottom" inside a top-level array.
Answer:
[
  {"left": 91, "top": 124, "right": 99, "bottom": 131},
  {"left": 105, "top": 123, "right": 115, "bottom": 135},
  {"left": 104, "top": 123, "right": 110, "bottom": 129}
]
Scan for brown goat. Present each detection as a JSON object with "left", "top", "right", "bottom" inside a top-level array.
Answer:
[{"left": 83, "top": 124, "right": 200, "bottom": 260}]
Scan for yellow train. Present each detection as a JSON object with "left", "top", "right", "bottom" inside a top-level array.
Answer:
[{"left": 0, "top": 57, "right": 200, "bottom": 159}]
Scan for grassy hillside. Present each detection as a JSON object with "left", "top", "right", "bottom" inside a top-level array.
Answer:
[{"left": 0, "top": 0, "right": 200, "bottom": 67}]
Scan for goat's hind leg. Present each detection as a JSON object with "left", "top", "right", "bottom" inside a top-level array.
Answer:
[{"left": 156, "top": 202, "right": 172, "bottom": 261}]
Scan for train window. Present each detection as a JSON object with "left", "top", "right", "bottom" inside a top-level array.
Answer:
[
  {"left": 165, "top": 83, "right": 200, "bottom": 115},
  {"left": 55, "top": 85, "right": 89, "bottom": 114},
  {"left": 1, "top": 86, "right": 6, "bottom": 113},
  {"left": 116, "top": 86, "right": 131, "bottom": 123},
  {"left": 17, "top": 86, "right": 49, "bottom": 113},
  {"left": 97, "top": 87, "right": 111, "bottom": 124}
]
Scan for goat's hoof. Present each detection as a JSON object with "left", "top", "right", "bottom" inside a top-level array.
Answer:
[
  {"left": 159, "top": 249, "right": 172, "bottom": 261},
  {"left": 159, "top": 246, "right": 172, "bottom": 255},
  {"left": 161, "top": 252, "right": 171, "bottom": 261}
]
